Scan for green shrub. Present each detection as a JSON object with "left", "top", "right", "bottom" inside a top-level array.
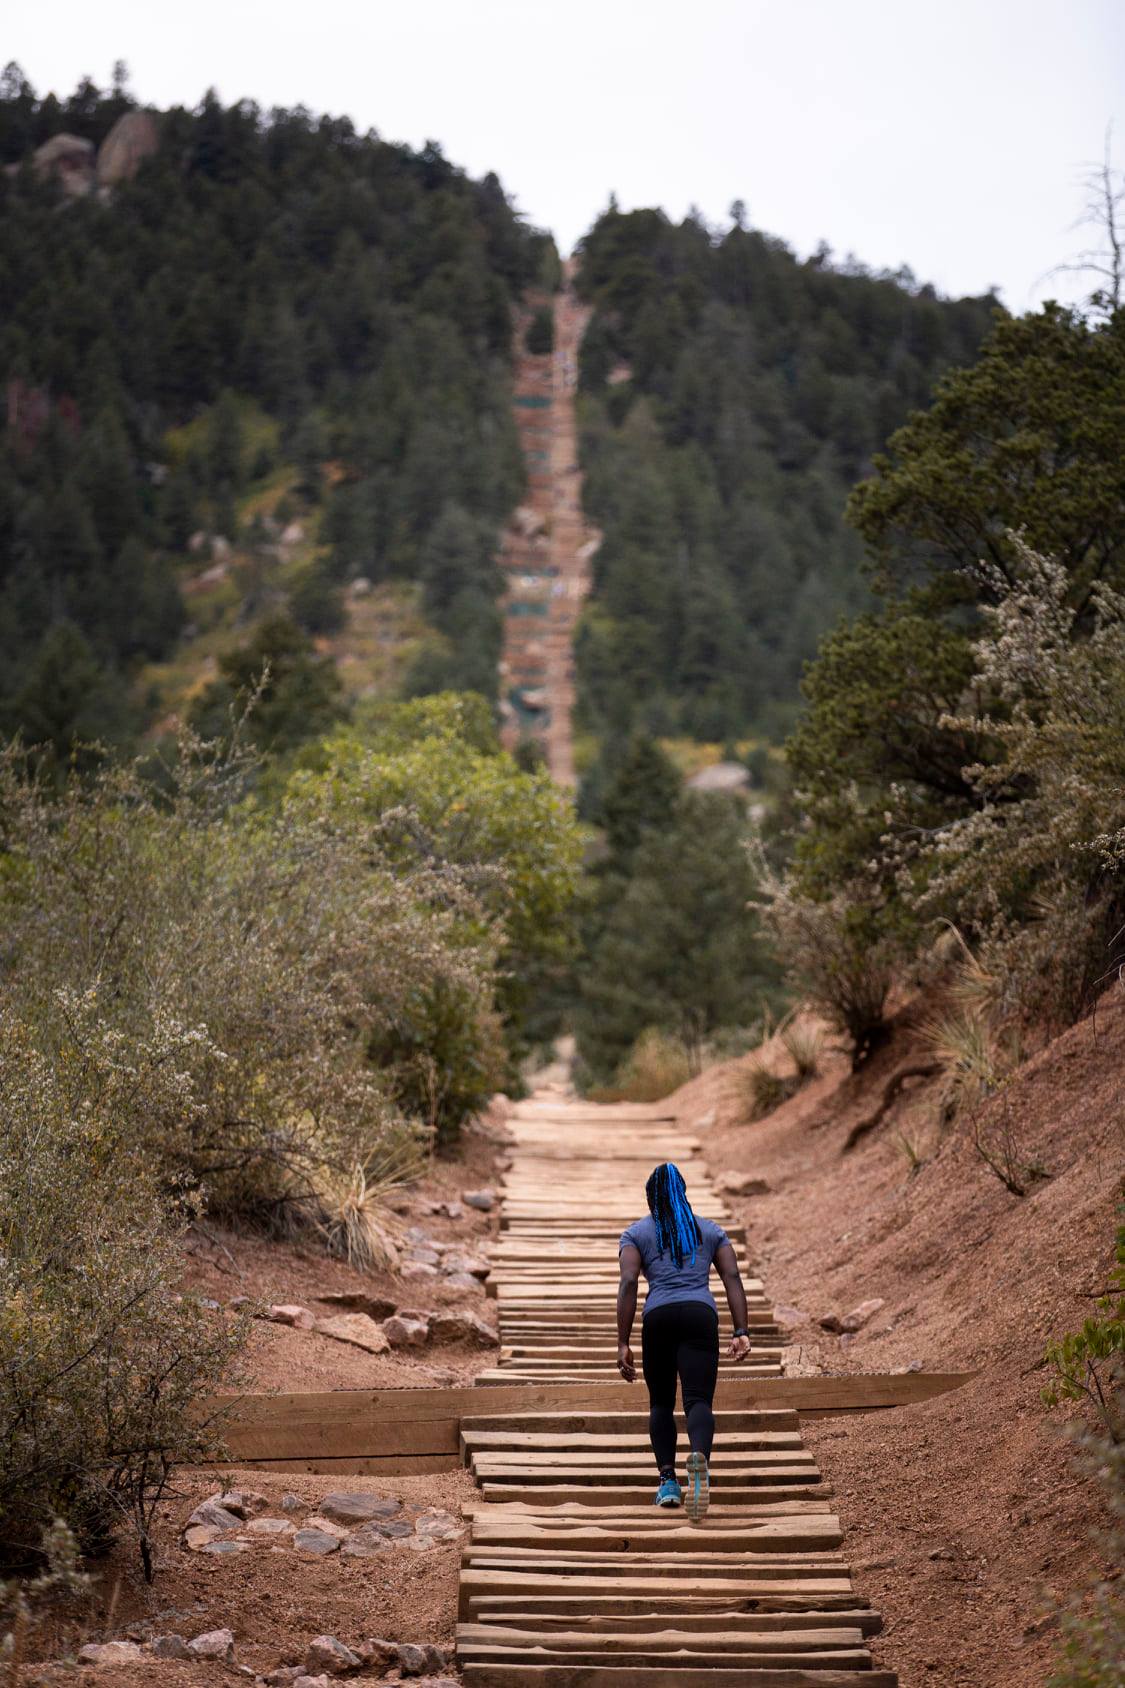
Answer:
[
  {"left": 0, "top": 736, "right": 482, "bottom": 1229},
  {"left": 286, "top": 702, "right": 584, "bottom": 1072},
  {"left": 367, "top": 978, "right": 508, "bottom": 1148},
  {"left": 891, "top": 538, "right": 1125, "bottom": 1032},
  {"left": 0, "top": 1001, "right": 245, "bottom": 1577},
  {"left": 754, "top": 859, "right": 896, "bottom": 1067},
  {"left": 1043, "top": 1213, "right": 1125, "bottom": 1441}
]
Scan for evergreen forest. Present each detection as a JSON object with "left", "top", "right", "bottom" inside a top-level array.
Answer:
[
  {"left": 0, "top": 66, "right": 553, "bottom": 753},
  {"left": 573, "top": 204, "right": 998, "bottom": 743}
]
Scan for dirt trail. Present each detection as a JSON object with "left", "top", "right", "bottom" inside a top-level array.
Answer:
[{"left": 498, "top": 264, "right": 598, "bottom": 785}]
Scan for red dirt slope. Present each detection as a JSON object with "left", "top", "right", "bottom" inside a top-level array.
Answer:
[{"left": 671, "top": 992, "right": 1125, "bottom": 1687}]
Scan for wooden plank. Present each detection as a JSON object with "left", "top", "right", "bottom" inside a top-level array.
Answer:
[
  {"left": 476, "top": 1370, "right": 786, "bottom": 1384},
  {"left": 465, "top": 1520, "right": 844, "bottom": 1552},
  {"left": 209, "top": 1453, "right": 461, "bottom": 1476},
  {"left": 458, "top": 1645, "right": 876, "bottom": 1669},
  {"left": 478, "top": 1484, "right": 832, "bottom": 1507},
  {"left": 464, "top": 1548, "right": 847, "bottom": 1567},
  {"left": 456, "top": 1624, "right": 867, "bottom": 1651},
  {"left": 461, "top": 1430, "right": 805, "bottom": 1452},
  {"left": 459, "top": 1661, "right": 898, "bottom": 1686},
  {"left": 458, "top": 1570, "right": 857, "bottom": 1619},
  {"left": 471, "top": 1507, "right": 834, "bottom": 1532},
  {"left": 205, "top": 1377, "right": 879, "bottom": 1461},
  {"left": 469, "top": 1449, "right": 815, "bottom": 1467},
  {"left": 469, "top": 1607, "right": 882, "bottom": 1637},
  {"left": 466, "top": 1451, "right": 814, "bottom": 1478},
  {"left": 462, "top": 1411, "right": 801, "bottom": 1433},
  {"left": 466, "top": 1594, "right": 876, "bottom": 1622}
]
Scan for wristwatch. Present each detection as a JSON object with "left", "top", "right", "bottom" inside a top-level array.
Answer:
[{"left": 732, "top": 1327, "right": 749, "bottom": 1338}]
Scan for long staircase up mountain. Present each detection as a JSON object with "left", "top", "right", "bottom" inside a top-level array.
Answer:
[
  {"left": 498, "top": 265, "right": 599, "bottom": 786},
  {"left": 454, "top": 1083, "right": 898, "bottom": 1686}
]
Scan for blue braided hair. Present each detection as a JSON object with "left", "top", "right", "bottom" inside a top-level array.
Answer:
[{"left": 645, "top": 1162, "right": 701, "bottom": 1269}]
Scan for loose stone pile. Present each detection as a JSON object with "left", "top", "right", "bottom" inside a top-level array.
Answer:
[
  {"left": 183, "top": 1487, "right": 464, "bottom": 1559},
  {"left": 80, "top": 1626, "right": 459, "bottom": 1684},
  {"left": 253, "top": 1291, "right": 496, "bottom": 1357}
]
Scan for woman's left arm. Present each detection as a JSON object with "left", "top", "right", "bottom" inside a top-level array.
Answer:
[{"left": 617, "top": 1242, "right": 642, "bottom": 1381}]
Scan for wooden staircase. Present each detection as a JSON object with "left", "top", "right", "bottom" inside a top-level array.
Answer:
[{"left": 455, "top": 1095, "right": 898, "bottom": 1685}]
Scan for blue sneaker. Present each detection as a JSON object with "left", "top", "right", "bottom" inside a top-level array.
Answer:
[
  {"left": 654, "top": 1474, "right": 682, "bottom": 1508},
  {"left": 685, "top": 1451, "right": 710, "bottom": 1522}
]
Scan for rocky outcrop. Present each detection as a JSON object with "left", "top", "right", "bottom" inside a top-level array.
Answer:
[
  {"left": 30, "top": 132, "right": 95, "bottom": 195},
  {"left": 6, "top": 112, "right": 159, "bottom": 201},
  {"left": 97, "top": 110, "right": 160, "bottom": 187}
]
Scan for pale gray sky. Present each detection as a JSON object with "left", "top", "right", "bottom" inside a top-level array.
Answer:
[{"left": 8, "top": 0, "right": 1124, "bottom": 307}]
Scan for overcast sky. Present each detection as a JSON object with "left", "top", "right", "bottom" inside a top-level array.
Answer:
[{"left": 8, "top": 0, "right": 1124, "bottom": 308}]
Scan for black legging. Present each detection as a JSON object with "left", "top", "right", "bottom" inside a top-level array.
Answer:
[{"left": 641, "top": 1299, "right": 719, "bottom": 1470}]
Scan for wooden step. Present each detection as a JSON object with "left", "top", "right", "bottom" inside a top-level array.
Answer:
[
  {"left": 471, "top": 1606, "right": 883, "bottom": 1637},
  {"left": 460, "top": 1670, "right": 897, "bottom": 1687},
  {"left": 478, "top": 1484, "right": 830, "bottom": 1507},
  {"left": 465, "top": 1520, "right": 843, "bottom": 1552}
]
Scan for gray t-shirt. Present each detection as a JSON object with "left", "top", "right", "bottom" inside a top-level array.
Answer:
[{"left": 619, "top": 1212, "right": 730, "bottom": 1317}]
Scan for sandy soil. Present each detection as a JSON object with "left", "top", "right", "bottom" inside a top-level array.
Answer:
[{"left": 671, "top": 992, "right": 1125, "bottom": 1687}]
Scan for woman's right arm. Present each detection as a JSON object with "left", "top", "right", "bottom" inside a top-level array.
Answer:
[{"left": 715, "top": 1240, "right": 751, "bottom": 1363}]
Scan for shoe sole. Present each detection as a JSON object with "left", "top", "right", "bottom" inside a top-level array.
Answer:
[{"left": 685, "top": 1452, "right": 710, "bottom": 1522}]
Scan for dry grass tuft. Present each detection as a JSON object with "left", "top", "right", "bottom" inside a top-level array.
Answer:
[
  {"left": 593, "top": 1028, "right": 694, "bottom": 1104},
  {"left": 311, "top": 1144, "right": 424, "bottom": 1271},
  {"left": 779, "top": 1017, "right": 824, "bottom": 1081}
]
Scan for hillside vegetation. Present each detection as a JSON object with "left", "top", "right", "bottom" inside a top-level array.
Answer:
[
  {"left": 0, "top": 66, "right": 553, "bottom": 753},
  {"left": 1, "top": 67, "right": 1123, "bottom": 1684},
  {"left": 572, "top": 203, "right": 997, "bottom": 747}
]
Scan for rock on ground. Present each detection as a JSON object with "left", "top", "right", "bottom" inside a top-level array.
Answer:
[
  {"left": 294, "top": 1526, "right": 343, "bottom": 1555},
  {"left": 430, "top": 1309, "right": 497, "bottom": 1345},
  {"left": 461, "top": 1187, "right": 496, "bottom": 1211},
  {"left": 820, "top": 1296, "right": 885, "bottom": 1333},
  {"left": 317, "top": 1492, "right": 400, "bottom": 1524},
  {"left": 188, "top": 1497, "right": 243, "bottom": 1531},
  {"left": 306, "top": 1633, "right": 362, "bottom": 1674},
  {"left": 316, "top": 1291, "right": 397, "bottom": 1320},
  {"left": 717, "top": 1171, "right": 771, "bottom": 1196},
  {"left": 414, "top": 1508, "right": 462, "bottom": 1539},
  {"left": 78, "top": 1641, "right": 145, "bottom": 1664},
  {"left": 187, "top": 1627, "right": 235, "bottom": 1661},
  {"left": 264, "top": 1304, "right": 316, "bottom": 1328},
  {"left": 245, "top": 1515, "right": 295, "bottom": 1535},
  {"left": 149, "top": 1635, "right": 191, "bottom": 1659},
  {"left": 382, "top": 1313, "right": 430, "bottom": 1347},
  {"left": 312, "top": 1313, "right": 390, "bottom": 1354}
]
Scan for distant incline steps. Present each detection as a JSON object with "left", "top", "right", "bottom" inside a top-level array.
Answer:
[{"left": 455, "top": 1094, "right": 898, "bottom": 1686}]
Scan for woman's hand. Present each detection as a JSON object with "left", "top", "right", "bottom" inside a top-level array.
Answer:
[
  {"left": 727, "top": 1334, "right": 752, "bottom": 1364},
  {"left": 617, "top": 1342, "right": 636, "bottom": 1382}
]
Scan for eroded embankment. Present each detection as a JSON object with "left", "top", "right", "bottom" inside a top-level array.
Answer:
[{"left": 671, "top": 995, "right": 1125, "bottom": 1688}]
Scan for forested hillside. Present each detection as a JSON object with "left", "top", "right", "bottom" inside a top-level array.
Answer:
[
  {"left": 0, "top": 67, "right": 553, "bottom": 753},
  {"left": 573, "top": 205, "right": 998, "bottom": 744}
]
